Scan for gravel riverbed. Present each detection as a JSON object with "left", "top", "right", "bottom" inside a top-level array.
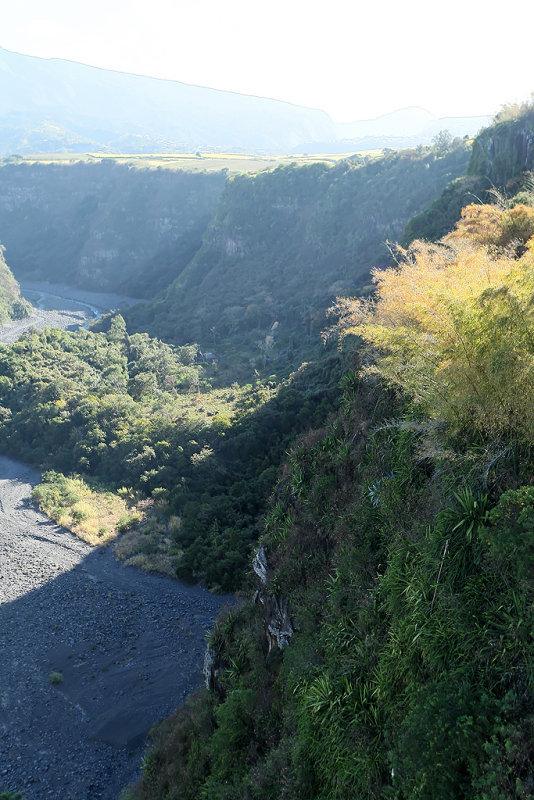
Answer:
[
  {"left": 0, "top": 457, "right": 230, "bottom": 799},
  {"left": 0, "top": 281, "right": 140, "bottom": 345}
]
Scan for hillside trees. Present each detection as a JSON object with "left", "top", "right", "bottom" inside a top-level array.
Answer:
[
  {"left": 0, "top": 322, "right": 340, "bottom": 589},
  {"left": 125, "top": 142, "right": 470, "bottom": 352}
]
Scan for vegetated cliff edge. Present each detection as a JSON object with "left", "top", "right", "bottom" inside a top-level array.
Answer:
[
  {"left": 126, "top": 142, "right": 470, "bottom": 351},
  {"left": 468, "top": 107, "right": 534, "bottom": 186},
  {"left": 124, "top": 199, "right": 534, "bottom": 800},
  {"left": 0, "top": 160, "right": 225, "bottom": 297},
  {"left": 404, "top": 105, "right": 534, "bottom": 244}
]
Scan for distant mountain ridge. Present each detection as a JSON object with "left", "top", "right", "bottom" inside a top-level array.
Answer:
[{"left": 0, "top": 47, "right": 491, "bottom": 155}]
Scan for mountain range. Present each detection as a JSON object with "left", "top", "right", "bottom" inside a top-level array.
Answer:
[{"left": 0, "top": 46, "right": 491, "bottom": 155}]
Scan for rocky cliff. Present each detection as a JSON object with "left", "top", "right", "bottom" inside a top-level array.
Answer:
[
  {"left": 468, "top": 109, "right": 534, "bottom": 186},
  {"left": 0, "top": 161, "right": 225, "bottom": 297}
]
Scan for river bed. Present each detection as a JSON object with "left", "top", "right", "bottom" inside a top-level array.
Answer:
[
  {"left": 0, "top": 282, "right": 141, "bottom": 344},
  {"left": 0, "top": 457, "right": 230, "bottom": 799}
]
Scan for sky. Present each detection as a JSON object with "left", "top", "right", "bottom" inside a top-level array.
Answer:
[{"left": 1, "top": 0, "right": 533, "bottom": 123}]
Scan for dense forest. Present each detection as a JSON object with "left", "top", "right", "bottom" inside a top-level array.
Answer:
[
  {"left": 2, "top": 107, "right": 534, "bottom": 799},
  {"left": 0, "top": 319, "right": 340, "bottom": 588}
]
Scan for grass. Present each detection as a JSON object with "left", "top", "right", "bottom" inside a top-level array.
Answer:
[
  {"left": 32, "top": 472, "right": 145, "bottom": 546},
  {"left": 114, "top": 515, "right": 181, "bottom": 577},
  {"left": 48, "top": 671, "right": 63, "bottom": 685},
  {"left": 7, "top": 151, "right": 376, "bottom": 175},
  {"left": 32, "top": 470, "right": 185, "bottom": 577}
]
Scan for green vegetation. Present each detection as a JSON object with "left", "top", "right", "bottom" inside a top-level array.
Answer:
[
  {"left": 127, "top": 142, "right": 470, "bottom": 352},
  {"left": 124, "top": 183, "right": 534, "bottom": 798},
  {"left": 5, "top": 151, "right": 356, "bottom": 173},
  {"left": 0, "top": 161, "right": 226, "bottom": 296},
  {"left": 0, "top": 142, "right": 469, "bottom": 588},
  {"left": 468, "top": 105, "right": 534, "bottom": 186},
  {"left": 2, "top": 110, "right": 534, "bottom": 799},
  {"left": 404, "top": 104, "right": 534, "bottom": 244},
  {"left": 0, "top": 245, "right": 30, "bottom": 323},
  {"left": 0, "top": 319, "right": 340, "bottom": 589},
  {"left": 32, "top": 471, "right": 144, "bottom": 546}
]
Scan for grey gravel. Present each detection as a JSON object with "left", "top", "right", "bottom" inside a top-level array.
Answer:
[
  {"left": 0, "top": 281, "right": 140, "bottom": 344},
  {"left": 0, "top": 457, "right": 231, "bottom": 799}
]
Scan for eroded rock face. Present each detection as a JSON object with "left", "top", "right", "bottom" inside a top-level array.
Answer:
[
  {"left": 203, "top": 647, "right": 217, "bottom": 690},
  {"left": 252, "top": 546, "right": 268, "bottom": 585},
  {"left": 265, "top": 594, "right": 293, "bottom": 651},
  {"left": 252, "top": 546, "right": 293, "bottom": 652},
  {"left": 469, "top": 113, "right": 534, "bottom": 185},
  {"left": 204, "top": 546, "right": 293, "bottom": 695}
]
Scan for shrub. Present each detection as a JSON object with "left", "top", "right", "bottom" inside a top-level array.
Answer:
[{"left": 332, "top": 208, "right": 534, "bottom": 443}]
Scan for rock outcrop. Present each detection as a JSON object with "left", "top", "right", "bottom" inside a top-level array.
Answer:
[{"left": 253, "top": 545, "right": 293, "bottom": 652}]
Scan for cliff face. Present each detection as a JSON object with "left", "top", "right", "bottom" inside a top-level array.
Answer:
[
  {"left": 126, "top": 144, "right": 470, "bottom": 347},
  {"left": 403, "top": 111, "right": 534, "bottom": 244},
  {"left": 0, "top": 161, "right": 225, "bottom": 297},
  {"left": 468, "top": 110, "right": 534, "bottom": 186}
]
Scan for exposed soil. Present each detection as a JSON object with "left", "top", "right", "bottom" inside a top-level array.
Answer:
[{"left": 0, "top": 457, "right": 231, "bottom": 799}]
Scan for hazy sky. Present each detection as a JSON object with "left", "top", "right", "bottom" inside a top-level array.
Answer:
[{"left": 1, "top": 0, "right": 533, "bottom": 122}]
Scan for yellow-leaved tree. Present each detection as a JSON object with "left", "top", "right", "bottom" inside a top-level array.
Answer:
[{"left": 333, "top": 203, "right": 534, "bottom": 441}]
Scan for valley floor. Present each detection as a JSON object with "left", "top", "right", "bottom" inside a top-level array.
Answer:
[
  {"left": 0, "top": 282, "right": 140, "bottom": 344},
  {"left": 0, "top": 457, "right": 230, "bottom": 799}
]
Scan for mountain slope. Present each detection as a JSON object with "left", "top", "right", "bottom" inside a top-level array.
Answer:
[
  {"left": 0, "top": 161, "right": 226, "bottom": 297},
  {"left": 0, "top": 46, "right": 336, "bottom": 154},
  {"left": 0, "top": 47, "right": 490, "bottom": 156}
]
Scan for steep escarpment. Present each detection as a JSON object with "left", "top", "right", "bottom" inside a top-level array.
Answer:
[
  {"left": 468, "top": 107, "right": 534, "bottom": 186},
  {"left": 0, "top": 161, "right": 225, "bottom": 296},
  {"left": 404, "top": 106, "right": 534, "bottom": 243},
  {"left": 126, "top": 142, "right": 470, "bottom": 350}
]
